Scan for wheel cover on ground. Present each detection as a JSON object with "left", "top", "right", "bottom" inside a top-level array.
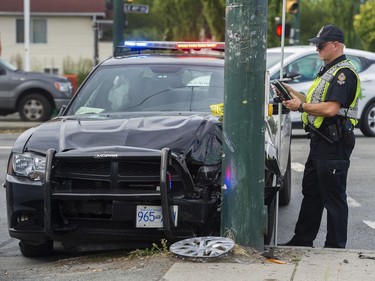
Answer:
[{"left": 170, "top": 236, "right": 235, "bottom": 258}]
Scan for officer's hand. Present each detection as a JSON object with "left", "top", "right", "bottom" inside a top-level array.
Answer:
[{"left": 282, "top": 93, "right": 301, "bottom": 112}]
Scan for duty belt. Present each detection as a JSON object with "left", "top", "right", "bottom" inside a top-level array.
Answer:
[{"left": 306, "top": 119, "right": 353, "bottom": 144}]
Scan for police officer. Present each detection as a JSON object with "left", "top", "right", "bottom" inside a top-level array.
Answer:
[{"left": 281, "top": 25, "right": 361, "bottom": 248}]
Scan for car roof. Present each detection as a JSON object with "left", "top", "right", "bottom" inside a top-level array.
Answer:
[
  {"left": 99, "top": 54, "right": 225, "bottom": 68},
  {"left": 268, "top": 45, "right": 375, "bottom": 60}
]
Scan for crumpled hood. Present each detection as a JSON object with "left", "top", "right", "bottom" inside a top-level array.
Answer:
[{"left": 23, "top": 113, "right": 223, "bottom": 165}]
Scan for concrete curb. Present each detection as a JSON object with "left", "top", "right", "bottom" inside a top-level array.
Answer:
[{"left": 163, "top": 247, "right": 375, "bottom": 281}]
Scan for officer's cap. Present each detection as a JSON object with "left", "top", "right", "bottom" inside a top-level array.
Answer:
[{"left": 308, "top": 25, "right": 345, "bottom": 44}]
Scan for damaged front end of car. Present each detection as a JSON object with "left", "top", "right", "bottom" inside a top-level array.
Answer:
[{"left": 41, "top": 145, "right": 221, "bottom": 250}]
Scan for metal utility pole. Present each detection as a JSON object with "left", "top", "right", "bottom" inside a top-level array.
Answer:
[
  {"left": 221, "top": 0, "right": 268, "bottom": 250},
  {"left": 23, "top": 0, "right": 30, "bottom": 71},
  {"left": 93, "top": 16, "right": 99, "bottom": 66},
  {"left": 113, "top": 0, "right": 125, "bottom": 50}
]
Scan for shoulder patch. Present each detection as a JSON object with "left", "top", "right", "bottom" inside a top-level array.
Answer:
[{"left": 337, "top": 72, "right": 346, "bottom": 85}]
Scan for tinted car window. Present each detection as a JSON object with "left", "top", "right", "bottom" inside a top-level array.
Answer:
[
  {"left": 271, "top": 54, "right": 323, "bottom": 83},
  {"left": 66, "top": 65, "right": 224, "bottom": 115},
  {"left": 266, "top": 52, "right": 293, "bottom": 68},
  {"left": 347, "top": 55, "right": 363, "bottom": 72}
]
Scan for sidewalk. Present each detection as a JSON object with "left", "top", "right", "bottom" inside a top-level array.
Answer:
[
  {"left": 0, "top": 113, "right": 41, "bottom": 130},
  {"left": 163, "top": 247, "right": 375, "bottom": 281}
]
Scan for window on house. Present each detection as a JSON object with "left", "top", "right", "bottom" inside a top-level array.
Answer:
[
  {"left": 16, "top": 18, "right": 47, "bottom": 44},
  {"left": 44, "top": 68, "right": 59, "bottom": 75},
  {"left": 98, "top": 23, "right": 113, "bottom": 42}
]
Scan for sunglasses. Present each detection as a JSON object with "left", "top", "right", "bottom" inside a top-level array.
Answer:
[{"left": 316, "top": 42, "right": 334, "bottom": 50}]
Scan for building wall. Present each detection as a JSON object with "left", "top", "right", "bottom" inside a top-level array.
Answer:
[{"left": 0, "top": 15, "right": 113, "bottom": 74}]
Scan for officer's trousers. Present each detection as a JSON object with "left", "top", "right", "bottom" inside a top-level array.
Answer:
[{"left": 293, "top": 131, "right": 355, "bottom": 248}]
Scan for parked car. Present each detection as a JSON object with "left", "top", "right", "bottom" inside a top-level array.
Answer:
[
  {"left": 0, "top": 57, "right": 73, "bottom": 121},
  {"left": 267, "top": 46, "right": 375, "bottom": 137},
  {"left": 5, "top": 42, "right": 291, "bottom": 257}
]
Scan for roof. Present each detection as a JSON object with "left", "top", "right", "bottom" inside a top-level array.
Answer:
[
  {"left": 101, "top": 54, "right": 225, "bottom": 67},
  {"left": 0, "top": 0, "right": 105, "bottom": 15},
  {"left": 268, "top": 45, "right": 375, "bottom": 59}
]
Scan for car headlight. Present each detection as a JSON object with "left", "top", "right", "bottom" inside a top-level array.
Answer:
[
  {"left": 54, "top": 81, "right": 72, "bottom": 93},
  {"left": 11, "top": 153, "right": 46, "bottom": 181}
]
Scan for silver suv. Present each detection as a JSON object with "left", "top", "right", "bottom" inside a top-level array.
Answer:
[{"left": 0, "top": 58, "right": 73, "bottom": 121}]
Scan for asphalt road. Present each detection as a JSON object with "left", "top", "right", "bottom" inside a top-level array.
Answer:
[
  {"left": 277, "top": 129, "right": 375, "bottom": 250},
  {"left": 0, "top": 123, "right": 374, "bottom": 280}
]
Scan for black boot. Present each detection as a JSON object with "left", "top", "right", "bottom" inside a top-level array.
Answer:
[{"left": 279, "top": 237, "right": 313, "bottom": 247}]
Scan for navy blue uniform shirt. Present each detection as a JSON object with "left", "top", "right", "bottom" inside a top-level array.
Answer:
[{"left": 318, "top": 55, "right": 358, "bottom": 126}]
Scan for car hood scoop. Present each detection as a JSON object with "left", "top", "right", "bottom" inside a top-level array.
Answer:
[{"left": 24, "top": 114, "right": 223, "bottom": 165}]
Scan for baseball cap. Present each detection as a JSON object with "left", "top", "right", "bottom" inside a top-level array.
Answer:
[{"left": 308, "top": 25, "right": 345, "bottom": 44}]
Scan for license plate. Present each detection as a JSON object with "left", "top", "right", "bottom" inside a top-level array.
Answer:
[{"left": 136, "top": 205, "right": 178, "bottom": 228}]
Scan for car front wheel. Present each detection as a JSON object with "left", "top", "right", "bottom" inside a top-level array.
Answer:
[
  {"left": 279, "top": 151, "right": 292, "bottom": 206},
  {"left": 264, "top": 197, "right": 276, "bottom": 245},
  {"left": 360, "top": 101, "right": 375, "bottom": 137},
  {"left": 18, "top": 94, "right": 53, "bottom": 122}
]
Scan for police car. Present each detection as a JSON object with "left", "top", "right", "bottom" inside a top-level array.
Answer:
[{"left": 5, "top": 41, "right": 292, "bottom": 257}]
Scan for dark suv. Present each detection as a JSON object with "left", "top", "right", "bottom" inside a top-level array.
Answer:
[
  {"left": 5, "top": 42, "right": 292, "bottom": 257},
  {"left": 0, "top": 58, "right": 73, "bottom": 121}
]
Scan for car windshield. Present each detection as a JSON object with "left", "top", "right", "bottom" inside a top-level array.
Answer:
[
  {"left": 266, "top": 52, "right": 293, "bottom": 68},
  {"left": 0, "top": 58, "right": 18, "bottom": 71},
  {"left": 65, "top": 64, "right": 224, "bottom": 115}
]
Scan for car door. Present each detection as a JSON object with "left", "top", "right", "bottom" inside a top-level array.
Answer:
[
  {"left": 0, "top": 62, "right": 10, "bottom": 102},
  {"left": 270, "top": 53, "right": 324, "bottom": 125}
]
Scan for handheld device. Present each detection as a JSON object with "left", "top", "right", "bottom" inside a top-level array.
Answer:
[{"left": 271, "top": 80, "right": 293, "bottom": 101}]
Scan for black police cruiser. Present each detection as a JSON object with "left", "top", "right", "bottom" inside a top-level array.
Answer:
[{"left": 5, "top": 41, "right": 292, "bottom": 257}]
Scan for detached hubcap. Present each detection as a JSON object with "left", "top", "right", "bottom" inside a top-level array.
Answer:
[{"left": 170, "top": 236, "right": 235, "bottom": 258}]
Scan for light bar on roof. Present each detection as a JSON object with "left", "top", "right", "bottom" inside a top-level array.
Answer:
[
  {"left": 176, "top": 42, "right": 224, "bottom": 49},
  {"left": 120, "top": 41, "right": 225, "bottom": 50}
]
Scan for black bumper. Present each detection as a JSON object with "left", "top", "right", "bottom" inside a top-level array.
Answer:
[{"left": 7, "top": 146, "right": 219, "bottom": 247}]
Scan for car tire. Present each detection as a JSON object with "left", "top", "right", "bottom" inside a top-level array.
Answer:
[
  {"left": 279, "top": 151, "right": 292, "bottom": 206},
  {"left": 18, "top": 94, "right": 53, "bottom": 122},
  {"left": 264, "top": 197, "right": 276, "bottom": 245},
  {"left": 360, "top": 101, "right": 375, "bottom": 137},
  {"left": 19, "top": 240, "right": 53, "bottom": 257}
]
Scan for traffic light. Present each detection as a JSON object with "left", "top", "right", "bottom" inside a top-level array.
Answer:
[
  {"left": 286, "top": 0, "right": 298, "bottom": 14},
  {"left": 275, "top": 23, "right": 291, "bottom": 38}
]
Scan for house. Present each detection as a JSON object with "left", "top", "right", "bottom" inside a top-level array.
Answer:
[{"left": 0, "top": 0, "right": 113, "bottom": 75}]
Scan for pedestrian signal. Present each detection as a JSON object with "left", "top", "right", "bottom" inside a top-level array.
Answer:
[{"left": 275, "top": 23, "right": 291, "bottom": 38}]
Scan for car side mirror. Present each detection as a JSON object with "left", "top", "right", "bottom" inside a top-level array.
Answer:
[
  {"left": 58, "top": 105, "right": 67, "bottom": 116},
  {"left": 283, "top": 71, "right": 301, "bottom": 81},
  {"left": 0, "top": 68, "right": 6, "bottom": 75}
]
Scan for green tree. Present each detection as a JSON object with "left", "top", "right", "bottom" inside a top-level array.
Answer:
[
  {"left": 299, "top": 0, "right": 330, "bottom": 44},
  {"left": 125, "top": 0, "right": 164, "bottom": 40},
  {"left": 152, "top": 0, "right": 204, "bottom": 41},
  {"left": 124, "top": 0, "right": 369, "bottom": 51},
  {"left": 201, "top": 0, "right": 226, "bottom": 41},
  {"left": 325, "top": 0, "right": 361, "bottom": 48},
  {"left": 353, "top": 0, "right": 375, "bottom": 51}
]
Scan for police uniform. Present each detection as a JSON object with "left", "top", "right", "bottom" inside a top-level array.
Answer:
[{"left": 285, "top": 25, "right": 361, "bottom": 248}]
